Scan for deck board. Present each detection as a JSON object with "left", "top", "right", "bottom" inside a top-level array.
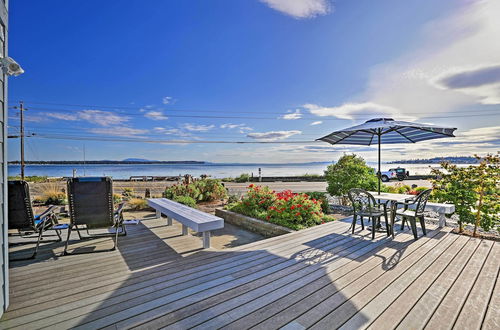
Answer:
[{"left": 1, "top": 215, "right": 496, "bottom": 330}]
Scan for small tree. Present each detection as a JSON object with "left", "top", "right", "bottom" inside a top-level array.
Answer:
[
  {"left": 431, "top": 154, "right": 499, "bottom": 235},
  {"left": 325, "top": 154, "right": 378, "bottom": 204}
]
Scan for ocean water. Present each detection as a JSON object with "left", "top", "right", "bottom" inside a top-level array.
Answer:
[{"left": 7, "top": 162, "right": 458, "bottom": 179}]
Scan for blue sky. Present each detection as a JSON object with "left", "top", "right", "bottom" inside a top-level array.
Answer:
[{"left": 7, "top": 0, "right": 500, "bottom": 162}]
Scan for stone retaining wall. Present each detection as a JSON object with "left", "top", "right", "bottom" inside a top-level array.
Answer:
[{"left": 215, "top": 209, "right": 295, "bottom": 238}]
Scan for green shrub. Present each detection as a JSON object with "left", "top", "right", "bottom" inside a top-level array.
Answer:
[
  {"left": 227, "top": 185, "right": 334, "bottom": 230},
  {"left": 113, "top": 193, "right": 123, "bottom": 204},
  {"left": 304, "top": 192, "right": 330, "bottom": 213},
  {"left": 431, "top": 154, "right": 499, "bottom": 234},
  {"left": 324, "top": 154, "right": 378, "bottom": 204},
  {"left": 235, "top": 173, "right": 251, "bottom": 183},
  {"left": 173, "top": 195, "right": 197, "bottom": 208},
  {"left": 164, "top": 179, "right": 227, "bottom": 203},
  {"left": 9, "top": 175, "right": 49, "bottom": 183},
  {"left": 385, "top": 183, "right": 412, "bottom": 194},
  {"left": 121, "top": 188, "right": 135, "bottom": 199}
]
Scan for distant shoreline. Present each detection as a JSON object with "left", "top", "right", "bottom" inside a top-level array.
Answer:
[
  {"left": 387, "top": 156, "right": 479, "bottom": 164},
  {"left": 8, "top": 160, "right": 208, "bottom": 165}
]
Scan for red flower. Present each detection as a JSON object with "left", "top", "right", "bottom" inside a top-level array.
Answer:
[
  {"left": 266, "top": 215, "right": 270, "bottom": 220},
  {"left": 295, "top": 212, "right": 301, "bottom": 216}
]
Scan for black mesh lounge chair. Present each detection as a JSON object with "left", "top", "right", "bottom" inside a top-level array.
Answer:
[
  {"left": 347, "top": 188, "right": 390, "bottom": 239},
  {"left": 64, "top": 177, "right": 126, "bottom": 255},
  {"left": 8, "top": 180, "right": 68, "bottom": 260},
  {"left": 390, "top": 189, "right": 432, "bottom": 239}
]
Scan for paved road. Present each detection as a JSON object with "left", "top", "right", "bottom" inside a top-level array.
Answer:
[{"left": 224, "top": 179, "right": 431, "bottom": 195}]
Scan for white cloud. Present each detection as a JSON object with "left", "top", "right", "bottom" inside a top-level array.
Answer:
[
  {"left": 144, "top": 111, "right": 168, "bottom": 121},
  {"left": 88, "top": 126, "right": 147, "bottom": 137},
  {"left": 432, "top": 64, "right": 500, "bottom": 104},
  {"left": 220, "top": 123, "right": 253, "bottom": 132},
  {"left": 45, "top": 113, "right": 79, "bottom": 121},
  {"left": 78, "top": 110, "right": 129, "bottom": 126},
  {"left": 304, "top": 102, "right": 403, "bottom": 120},
  {"left": 162, "top": 96, "right": 173, "bottom": 105},
  {"left": 355, "top": 0, "right": 500, "bottom": 118},
  {"left": 280, "top": 109, "right": 302, "bottom": 120},
  {"left": 182, "top": 123, "right": 215, "bottom": 132},
  {"left": 42, "top": 110, "right": 129, "bottom": 126},
  {"left": 247, "top": 130, "right": 302, "bottom": 141},
  {"left": 260, "top": 0, "right": 332, "bottom": 19},
  {"left": 310, "top": 121, "right": 323, "bottom": 126}
]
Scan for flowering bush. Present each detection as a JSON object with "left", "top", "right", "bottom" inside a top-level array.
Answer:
[
  {"left": 227, "top": 184, "right": 334, "bottom": 230},
  {"left": 164, "top": 178, "right": 227, "bottom": 203}
]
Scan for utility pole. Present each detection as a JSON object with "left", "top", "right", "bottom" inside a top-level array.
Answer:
[
  {"left": 20, "top": 101, "right": 25, "bottom": 180},
  {"left": 12, "top": 101, "right": 26, "bottom": 180}
]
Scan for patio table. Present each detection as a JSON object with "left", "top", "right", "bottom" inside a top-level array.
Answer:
[{"left": 368, "top": 191, "right": 455, "bottom": 228}]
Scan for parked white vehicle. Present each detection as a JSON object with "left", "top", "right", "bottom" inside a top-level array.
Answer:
[{"left": 380, "top": 167, "right": 409, "bottom": 182}]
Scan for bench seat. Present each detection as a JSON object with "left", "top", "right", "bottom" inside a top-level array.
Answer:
[{"left": 147, "top": 198, "right": 224, "bottom": 248}]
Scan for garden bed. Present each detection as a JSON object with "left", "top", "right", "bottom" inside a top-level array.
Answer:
[{"left": 215, "top": 209, "right": 294, "bottom": 237}]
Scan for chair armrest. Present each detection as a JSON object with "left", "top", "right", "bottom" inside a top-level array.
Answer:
[
  {"left": 37, "top": 205, "right": 58, "bottom": 219},
  {"left": 35, "top": 205, "right": 59, "bottom": 228},
  {"left": 114, "top": 202, "right": 126, "bottom": 224}
]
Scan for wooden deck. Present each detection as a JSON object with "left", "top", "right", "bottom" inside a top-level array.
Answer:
[{"left": 1, "top": 214, "right": 498, "bottom": 329}]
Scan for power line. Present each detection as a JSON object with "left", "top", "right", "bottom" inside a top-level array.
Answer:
[
  {"left": 33, "top": 133, "right": 318, "bottom": 144},
  {"left": 9, "top": 105, "right": 500, "bottom": 122},
  {"left": 9, "top": 99, "right": 500, "bottom": 115}
]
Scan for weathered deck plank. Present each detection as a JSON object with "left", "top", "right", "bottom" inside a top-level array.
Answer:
[{"left": 1, "top": 215, "right": 496, "bottom": 330}]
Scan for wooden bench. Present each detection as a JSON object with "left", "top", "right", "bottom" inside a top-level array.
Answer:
[{"left": 147, "top": 198, "right": 224, "bottom": 248}]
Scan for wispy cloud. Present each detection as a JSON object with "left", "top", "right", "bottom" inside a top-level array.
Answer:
[
  {"left": 162, "top": 96, "right": 173, "bottom": 105},
  {"left": 280, "top": 109, "right": 302, "bottom": 120},
  {"left": 144, "top": 111, "right": 168, "bottom": 120},
  {"left": 350, "top": 0, "right": 500, "bottom": 119},
  {"left": 247, "top": 130, "right": 302, "bottom": 141},
  {"left": 304, "top": 102, "right": 402, "bottom": 120},
  {"left": 46, "top": 113, "right": 79, "bottom": 121},
  {"left": 182, "top": 123, "right": 215, "bottom": 132},
  {"left": 89, "top": 126, "right": 148, "bottom": 137},
  {"left": 43, "top": 110, "right": 129, "bottom": 126},
  {"left": 154, "top": 127, "right": 192, "bottom": 137},
  {"left": 310, "top": 121, "right": 323, "bottom": 126},
  {"left": 260, "top": 0, "right": 332, "bottom": 19},
  {"left": 220, "top": 123, "right": 253, "bottom": 132}
]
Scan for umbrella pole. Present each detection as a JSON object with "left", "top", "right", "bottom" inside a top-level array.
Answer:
[{"left": 378, "top": 129, "right": 381, "bottom": 195}]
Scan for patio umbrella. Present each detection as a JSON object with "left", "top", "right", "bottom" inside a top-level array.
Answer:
[{"left": 317, "top": 118, "right": 457, "bottom": 194}]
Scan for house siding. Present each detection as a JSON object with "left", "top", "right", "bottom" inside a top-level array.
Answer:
[{"left": 0, "top": 0, "right": 8, "bottom": 315}]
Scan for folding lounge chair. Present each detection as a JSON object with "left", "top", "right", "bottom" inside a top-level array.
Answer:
[
  {"left": 64, "top": 177, "right": 126, "bottom": 255},
  {"left": 8, "top": 180, "right": 68, "bottom": 260}
]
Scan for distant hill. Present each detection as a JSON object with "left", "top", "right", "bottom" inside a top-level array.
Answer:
[
  {"left": 122, "top": 158, "right": 158, "bottom": 162},
  {"left": 389, "top": 156, "right": 479, "bottom": 164}
]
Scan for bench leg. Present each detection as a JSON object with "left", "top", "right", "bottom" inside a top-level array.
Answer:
[
  {"left": 156, "top": 210, "right": 161, "bottom": 219},
  {"left": 167, "top": 216, "right": 173, "bottom": 226},
  {"left": 438, "top": 212, "right": 446, "bottom": 228},
  {"left": 203, "top": 231, "right": 210, "bottom": 249},
  {"left": 182, "top": 224, "right": 188, "bottom": 236}
]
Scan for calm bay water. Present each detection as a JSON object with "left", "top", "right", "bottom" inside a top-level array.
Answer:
[{"left": 7, "top": 162, "right": 455, "bottom": 179}]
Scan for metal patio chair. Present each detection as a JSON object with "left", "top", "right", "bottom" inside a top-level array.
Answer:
[
  {"left": 8, "top": 180, "right": 68, "bottom": 260},
  {"left": 63, "top": 177, "right": 126, "bottom": 255},
  {"left": 347, "top": 188, "right": 390, "bottom": 239},
  {"left": 390, "top": 189, "right": 432, "bottom": 239}
]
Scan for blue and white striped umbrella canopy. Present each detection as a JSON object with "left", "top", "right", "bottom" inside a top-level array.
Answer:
[
  {"left": 317, "top": 118, "right": 456, "bottom": 145},
  {"left": 318, "top": 118, "right": 457, "bottom": 194}
]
